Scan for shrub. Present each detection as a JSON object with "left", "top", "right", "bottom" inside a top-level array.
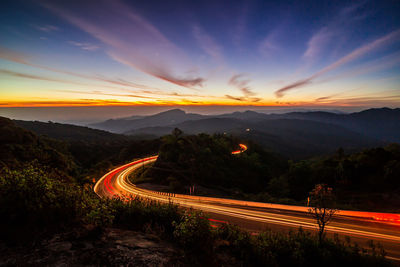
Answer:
[
  {"left": 219, "top": 227, "right": 390, "bottom": 267},
  {"left": 173, "top": 210, "right": 215, "bottom": 254},
  {"left": 110, "top": 196, "right": 180, "bottom": 236},
  {"left": 0, "top": 165, "right": 112, "bottom": 241}
]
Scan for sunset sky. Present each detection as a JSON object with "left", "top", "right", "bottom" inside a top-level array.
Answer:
[{"left": 1, "top": 0, "right": 400, "bottom": 110}]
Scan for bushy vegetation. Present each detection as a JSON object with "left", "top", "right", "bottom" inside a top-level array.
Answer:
[
  {"left": 214, "top": 225, "right": 389, "bottom": 267},
  {"left": 173, "top": 210, "right": 215, "bottom": 255},
  {"left": 0, "top": 163, "right": 391, "bottom": 266},
  {"left": 171, "top": 210, "right": 389, "bottom": 266},
  {"left": 0, "top": 165, "right": 108, "bottom": 241}
]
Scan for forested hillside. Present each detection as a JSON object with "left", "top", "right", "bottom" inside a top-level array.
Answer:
[
  {"left": 142, "top": 130, "right": 287, "bottom": 193},
  {"left": 0, "top": 117, "right": 77, "bottom": 179},
  {"left": 14, "top": 119, "right": 129, "bottom": 142},
  {"left": 269, "top": 144, "right": 400, "bottom": 211},
  {"left": 1, "top": 117, "right": 161, "bottom": 184},
  {"left": 140, "top": 129, "right": 400, "bottom": 211}
]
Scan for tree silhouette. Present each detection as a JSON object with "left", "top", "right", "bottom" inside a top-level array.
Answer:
[
  {"left": 308, "top": 184, "right": 337, "bottom": 243},
  {"left": 172, "top": 128, "right": 183, "bottom": 138}
]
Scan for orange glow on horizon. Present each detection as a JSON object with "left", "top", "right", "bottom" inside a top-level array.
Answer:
[
  {"left": 0, "top": 100, "right": 292, "bottom": 107},
  {"left": 0, "top": 99, "right": 367, "bottom": 108}
]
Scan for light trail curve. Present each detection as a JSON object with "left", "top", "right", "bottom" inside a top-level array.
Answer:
[{"left": 94, "top": 144, "right": 400, "bottom": 260}]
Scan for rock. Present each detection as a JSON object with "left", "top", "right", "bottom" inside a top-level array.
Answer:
[{"left": 0, "top": 227, "right": 184, "bottom": 266}]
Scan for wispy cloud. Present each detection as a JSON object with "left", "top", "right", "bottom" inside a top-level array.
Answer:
[
  {"left": 229, "top": 74, "right": 254, "bottom": 96},
  {"left": 303, "top": 26, "right": 333, "bottom": 63},
  {"left": 55, "top": 89, "right": 156, "bottom": 99},
  {"left": 0, "top": 46, "right": 161, "bottom": 91},
  {"left": 0, "top": 46, "right": 31, "bottom": 64},
  {"left": 258, "top": 27, "right": 282, "bottom": 57},
  {"left": 0, "top": 99, "right": 140, "bottom": 107},
  {"left": 275, "top": 79, "right": 312, "bottom": 98},
  {"left": 108, "top": 52, "right": 204, "bottom": 88},
  {"left": 258, "top": 18, "right": 291, "bottom": 58},
  {"left": 0, "top": 69, "right": 162, "bottom": 95},
  {"left": 258, "top": 38, "right": 279, "bottom": 57},
  {"left": 275, "top": 28, "right": 400, "bottom": 97},
  {"left": 0, "top": 69, "right": 91, "bottom": 86},
  {"left": 314, "top": 95, "right": 400, "bottom": 106},
  {"left": 232, "top": 2, "right": 249, "bottom": 48},
  {"left": 319, "top": 51, "right": 400, "bottom": 83},
  {"left": 57, "top": 88, "right": 209, "bottom": 99},
  {"left": 193, "top": 25, "right": 223, "bottom": 63},
  {"left": 43, "top": 0, "right": 204, "bottom": 89},
  {"left": 314, "top": 94, "right": 342, "bottom": 102},
  {"left": 302, "top": 2, "right": 367, "bottom": 65},
  {"left": 225, "top": 95, "right": 245, "bottom": 101},
  {"left": 0, "top": 50, "right": 212, "bottom": 100},
  {"left": 225, "top": 94, "right": 261, "bottom": 103},
  {"left": 227, "top": 73, "right": 260, "bottom": 102},
  {"left": 68, "top": 41, "right": 99, "bottom": 51},
  {"left": 32, "top": 24, "right": 59, "bottom": 32}
]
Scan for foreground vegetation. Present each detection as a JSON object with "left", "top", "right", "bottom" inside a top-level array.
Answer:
[
  {"left": 0, "top": 117, "right": 397, "bottom": 265},
  {"left": 0, "top": 166, "right": 390, "bottom": 266}
]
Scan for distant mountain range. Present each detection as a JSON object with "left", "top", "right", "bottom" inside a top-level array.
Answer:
[
  {"left": 86, "top": 107, "right": 400, "bottom": 158},
  {"left": 90, "top": 109, "right": 203, "bottom": 133},
  {"left": 8, "top": 107, "right": 399, "bottom": 159},
  {"left": 90, "top": 108, "right": 399, "bottom": 140}
]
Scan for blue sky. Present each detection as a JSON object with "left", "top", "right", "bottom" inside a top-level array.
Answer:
[{"left": 0, "top": 0, "right": 400, "bottom": 109}]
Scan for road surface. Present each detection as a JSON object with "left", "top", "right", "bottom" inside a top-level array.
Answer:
[{"left": 94, "top": 149, "right": 400, "bottom": 261}]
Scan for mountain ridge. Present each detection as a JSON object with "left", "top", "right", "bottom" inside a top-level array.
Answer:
[{"left": 90, "top": 107, "right": 399, "bottom": 141}]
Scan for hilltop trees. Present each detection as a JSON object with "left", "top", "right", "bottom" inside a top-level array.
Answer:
[{"left": 141, "top": 130, "right": 287, "bottom": 194}]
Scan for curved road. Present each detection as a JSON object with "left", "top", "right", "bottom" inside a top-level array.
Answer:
[{"left": 94, "top": 145, "right": 400, "bottom": 261}]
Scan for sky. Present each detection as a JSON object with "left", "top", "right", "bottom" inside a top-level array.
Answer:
[{"left": 0, "top": 0, "right": 400, "bottom": 120}]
